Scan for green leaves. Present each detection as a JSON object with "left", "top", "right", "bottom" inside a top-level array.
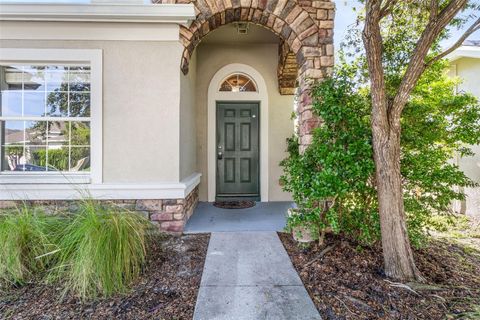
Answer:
[{"left": 281, "top": 58, "right": 480, "bottom": 247}]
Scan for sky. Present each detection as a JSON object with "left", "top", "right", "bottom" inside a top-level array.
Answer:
[
  {"left": 333, "top": 1, "right": 480, "bottom": 50},
  {"left": 1, "top": 0, "right": 479, "bottom": 49}
]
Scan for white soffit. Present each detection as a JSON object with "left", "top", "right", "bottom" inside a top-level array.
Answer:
[
  {"left": 448, "top": 45, "right": 480, "bottom": 62},
  {"left": 0, "top": 3, "right": 196, "bottom": 25}
]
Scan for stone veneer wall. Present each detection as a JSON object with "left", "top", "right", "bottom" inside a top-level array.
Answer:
[
  {"left": 0, "top": 186, "right": 199, "bottom": 235},
  {"left": 136, "top": 186, "right": 199, "bottom": 233}
]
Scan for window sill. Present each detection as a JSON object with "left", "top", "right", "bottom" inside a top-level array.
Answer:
[
  {"left": 0, "top": 173, "right": 90, "bottom": 185},
  {"left": 0, "top": 173, "right": 202, "bottom": 201}
]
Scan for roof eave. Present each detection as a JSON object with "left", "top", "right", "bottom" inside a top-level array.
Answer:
[
  {"left": 0, "top": 3, "right": 196, "bottom": 27},
  {"left": 447, "top": 45, "right": 480, "bottom": 62}
]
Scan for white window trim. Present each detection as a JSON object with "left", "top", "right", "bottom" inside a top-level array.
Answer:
[{"left": 0, "top": 48, "right": 103, "bottom": 185}]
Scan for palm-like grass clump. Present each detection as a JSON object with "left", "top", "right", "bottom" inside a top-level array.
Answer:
[
  {"left": 50, "top": 199, "right": 150, "bottom": 299},
  {"left": 0, "top": 206, "right": 59, "bottom": 286},
  {"left": 0, "top": 199, "right": 152, "bottom": 300}
]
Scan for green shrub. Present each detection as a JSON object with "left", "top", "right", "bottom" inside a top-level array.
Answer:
[
  {"left": 0, "top": 206, "right": 60, "bottom": 286},
  {"left": 281, "top": 60, "right": 480, "bottom": 247},
  {"left": 50, "top": 199, "right": 151, "bottom": 299}
]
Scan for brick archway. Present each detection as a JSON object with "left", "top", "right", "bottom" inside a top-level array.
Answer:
[{"left": 154, "top": 0, "right": 335, "bottom": 149}]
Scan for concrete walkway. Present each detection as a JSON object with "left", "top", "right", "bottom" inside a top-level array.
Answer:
[
  {"left": 184, "top": 202, "right": 293, "bottom": 233},
  {"left": 193, "top": 232, "right": 321, "bottom": 320}
]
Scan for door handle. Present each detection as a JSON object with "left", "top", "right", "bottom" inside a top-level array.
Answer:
[{"left": 217, "top": 152, "right": 223, "bottom": 160}]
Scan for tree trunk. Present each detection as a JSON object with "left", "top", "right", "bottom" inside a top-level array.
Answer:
[
  {"left": 363, "top": 0, "right": 423, "bottom": 283},
  {"left": 371, "top": 111, "right": 424, "bottom": 282}
]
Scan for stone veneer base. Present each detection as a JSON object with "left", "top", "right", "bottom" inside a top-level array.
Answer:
[{"left": 0, "top": 186, "right": 199, "bottom": 235}]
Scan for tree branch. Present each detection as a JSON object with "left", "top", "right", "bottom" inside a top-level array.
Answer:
[
  {"left": 390, "top": 0, "right": 468, "bottom": 123},
  {"left": 427, "top": 16, "right": 480, "bottom": 65},
  {"left": 363, "top": 0, "right": 391, "bottom": 133},
  {"left": 430, "top": 0, "right": 439, "bottom": 20},
  {"left": 380, "top": 0, "right": 398, "bottom": 18}
]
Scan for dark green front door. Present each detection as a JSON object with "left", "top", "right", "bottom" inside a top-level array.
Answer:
[{"left": 216, "top": 102, "right": 260, "bottom": 201}]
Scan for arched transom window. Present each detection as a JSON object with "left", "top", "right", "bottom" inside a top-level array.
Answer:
[{"left": 219, "top": 73, "right": 257, "bottom": 92}]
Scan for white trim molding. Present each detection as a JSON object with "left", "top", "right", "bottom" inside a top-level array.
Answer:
[
  {"left": 0, "top": 3, "right": 196, "bottom": 26},
  {"left": 0, "top": 48, "right": 103, "bottom": 185},
  {"left": 448, "top": 45, "right": 480, "bottom": 62},
  {"left": 207, "top": 63, "right": 269, "bottom": 202},
  {"left": 0, "top": 173, "right": 201, "bottom": 201},
  {"left": 0, "top": 21, "right": 181, "bottom": 42}
]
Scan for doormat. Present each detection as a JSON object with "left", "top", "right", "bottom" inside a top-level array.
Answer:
[{"left": 213, "top": 201, "right": 256, "bottom": 209}]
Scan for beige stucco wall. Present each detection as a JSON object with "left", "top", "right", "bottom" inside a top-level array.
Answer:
[
  {"left": 451, "top": 57, "right": 480, "bottom": 216},
  {"left": 0, "top": 37, "right": 184, "bottom": 184},
  {"left": 180, "top": 51, "right": 198, "bottom": 180},
  {"left": 194, "top": 43, "right": 295, "bottom": 201}
]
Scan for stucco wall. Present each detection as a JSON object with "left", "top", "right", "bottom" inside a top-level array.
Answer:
[
  {"left": 194, "top": 43, "right": 294, "bottom": 201},
  {"left": 452, "top": 57, "right": 480, "bottom": 216},
  {"left": 179, "top": 51, "right": 198, "bottom": 180},
  {"left": 0, "top": 38, "right": 184, "bottom": 184}
]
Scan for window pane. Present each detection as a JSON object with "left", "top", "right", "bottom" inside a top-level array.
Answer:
[
  {"left": 2, "top": 66, "right": 23, "bottom": 90},
  {"left": 45, "top": 91, "right": 68, "bottom": 117},
  {"left": 3, "top": 121, "right": 24, "bottom": 145},
  {"left": 242, "top": 80, "right": 257, "bottom": 92},
  {"left": 46, "top": 121, "right": 68, "bottom": 171},
  {"left": 24, "top": 146, "right": 47, "bottom": 171},
  {"left": 1, "top": 91, "right": 22, "bottom": 117},
  {"left": 25, "top": 121, "right": 47, "bottom": 145},
  {"left": 24, "top": 91, "right": 46, "bottom": 117},
  {"left": 46, "top": 146, "right": 68, "bottom": 172},
  {"left": 71, "top": 121, "right": 90, "bottom": 146},
  {"left": 23, "top": 66, "right": 45, "bottom": 91},
  {"left": 219, "top": 74, "right": 257, "bottom": 92},
  {"left": 69, "top": 92, "right": 90, "bottom": 117},
  {"left": 69, "top": 66, "right": 91, "bottom": 92},
  {"left": 2, "top": 145, "right": 24, "bottom": 171},
  {"left": 45, "top": 67, "right": 68, "bottom": 92},
  {"left": 47, "top": 121, "right": 69, "bottom": 146},
  {"left": 70, "top": 147, "right": 90, "bottom": 172}
]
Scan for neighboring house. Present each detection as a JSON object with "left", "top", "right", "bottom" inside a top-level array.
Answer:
[
  {"left": 0, "top": 0, "right": 335, "bottom": 232},
  {"left": 449, "top": 41, "right": 480, "bottom": 218}
]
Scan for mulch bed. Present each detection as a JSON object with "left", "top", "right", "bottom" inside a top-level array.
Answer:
[
  {"left": 0, "top": 234, "right": 210, "bottom": 320},
  {"left": 279, "top": 232, "right": 480, "bottom": 320}
]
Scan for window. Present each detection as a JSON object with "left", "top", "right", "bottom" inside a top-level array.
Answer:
[
  {"left": 1, "top": 64, "right": 91, "bottom": 174},
  {"left": 219, "top": 73, "right": 257, "bottom": 92},
  {"left": 0, "top": 49, "right": 102, "bottom": 184}
]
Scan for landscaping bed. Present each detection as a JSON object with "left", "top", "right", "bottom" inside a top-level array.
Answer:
[
  {"left": 279, "top": 232, "right": 480, "bottom": 320},
  {"left": 0, "top": 234, "right": 210, "bottom": 320}
]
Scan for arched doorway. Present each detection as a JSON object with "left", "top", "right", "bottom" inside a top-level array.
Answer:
[{"left": 155, "top": 0, "right": 335, "bottom": 150}]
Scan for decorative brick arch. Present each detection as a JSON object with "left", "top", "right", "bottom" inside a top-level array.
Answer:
[{"left": 154, "top": 0, "right": 335, "bottom": 149}]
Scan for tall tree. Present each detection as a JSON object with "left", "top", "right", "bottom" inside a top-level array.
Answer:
[{"left": 362, "top": 0, "right": 480, "bottom": 281}]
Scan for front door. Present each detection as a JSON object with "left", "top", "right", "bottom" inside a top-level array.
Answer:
[{"left": 216, "top": 102, "right": 260, "bottom": 201}]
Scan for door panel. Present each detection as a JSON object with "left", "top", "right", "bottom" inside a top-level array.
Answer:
[
  {"left": 240, "top": 123, "right": 251, "bottom": 151},
  {"left": 216, "top": 102, "right": 260, "bottom": 200}
]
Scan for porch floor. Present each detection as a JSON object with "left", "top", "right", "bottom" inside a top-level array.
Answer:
[{"left": 184, "top": 201, "right": 293, "bottom": 233}]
